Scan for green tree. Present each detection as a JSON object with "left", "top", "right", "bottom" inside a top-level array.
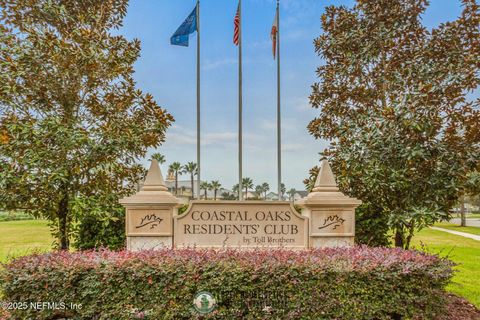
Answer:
[
  {"left": 261, "top": 182, "right": 270, "bottom": 200},
  {"left": 287, "top": 188, "right": 296, "bottom": 201},
  {"left": 232, "top": 184, "right": 239, "bottom": 196},
  {"left": 279, "top": 183, "right": 286, "bottom": 200},
  {"left": 168, "top": 162, "right": 182, "bottom": 195},
  {"left": 221, "top": 191, "right": 237, "bottom": 200},
  {"left": 210, "top": 180, "right": 222, "bottom": 200},
  {"left": 200, "top": 181, "right": 210, "bottom": 200},
  {"left": 308, "top": 0, "right": 479, "bottom": 248},
  {"left": 242, "top": 178, "right": 254, "bottom": 199},
  {"left": 255, "top": 185, "right": 264, "bottom": 199},
  {"left": 0, "top": 0, "right": 173, "bottom": 249},
  {"left": 150, "top": 153, "right": 166, "bottom": 165},
  {"left": 303, "top": 165, "right": 320, "bottom": 192},
  {"left": 182, "top": 162, "right": 198, "bottom": 199}
]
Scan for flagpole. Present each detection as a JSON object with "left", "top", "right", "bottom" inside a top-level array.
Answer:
[
  {"left": 238, "top": 0, "right": 243, "bottom": 201},
  {"left": 196, "top": 0, "right": 201, "bottom": 200},
  {"left": 276, "top": 0, "right": 282, "bottom": 200}
]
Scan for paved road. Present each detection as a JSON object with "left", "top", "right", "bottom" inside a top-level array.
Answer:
[
  {"left": 448, "top": 218, "right": 480, "bottom": 227},
  {"left": 431, "top": 227, "right": 480, "bottom": 241}
]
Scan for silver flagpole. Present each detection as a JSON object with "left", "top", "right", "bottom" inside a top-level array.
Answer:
[
  {"left": 196, "top": 0, "right": 201, "bottom": 200},
  {"left": 238, "top": 0, "right": 243, "bottom": 201},
  {"left": 276, "top": 0, "right": 282, "bottom": 200}
]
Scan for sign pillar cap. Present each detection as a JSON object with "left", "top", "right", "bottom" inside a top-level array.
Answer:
[
  {"left": 312, "top": 159, "right": 339, "bottom": 192},
  {"left": 297, "top": 159, "right": 361, "bottom": 207},
  {"left": 119, "top": 159, "right": 180, "bottom": 205},
  {"left": 142, "top": 159, "right": 168, "bottom": 191}
]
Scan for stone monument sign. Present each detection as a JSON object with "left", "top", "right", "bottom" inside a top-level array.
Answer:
[
  {"left": 174, "top": 201, "right": 308, "bottom": 248},
  {"left": 120, "top": 159, "right": 361, "bottom": 250}
]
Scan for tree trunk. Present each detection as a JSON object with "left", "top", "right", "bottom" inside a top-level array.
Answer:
[
  {"left": 394, "top": 229, "right": 404, "bottom": 248},
  {"left": 58, "top": 193, "right": 69, "bottom": 250},
  {"left": 460, "top": 197, "right": 466, "bottom": 227},
  {"left": 175, "top": 172, "right": 178, "bottom": 195},
  {"left": 204, "top": 189, "right": 207, "bottom": 200},
  {"left": 214, "top": 190, "right": 217, "bottom": 200},
  {"left": 191, "top": 173, "right": 194, "bottom": 199}
]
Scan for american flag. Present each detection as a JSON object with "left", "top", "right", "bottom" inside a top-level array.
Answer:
[
  {"left": 271, "top": 9, "right": 278, "bottom": 59},
  {"left": 233, "top": 4, "right": 240, "bottom": 46}
]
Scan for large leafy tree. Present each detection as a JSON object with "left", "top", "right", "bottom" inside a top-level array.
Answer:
[
  {"left": 0, "top": 0, "right": 173, "bottom": 249},
  {"left": 308, "top": 0, "right": 479, "bottom": 248}
]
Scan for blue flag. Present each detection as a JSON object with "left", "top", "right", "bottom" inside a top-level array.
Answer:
[{"left": 170, "top": 5, "right": 198, "bottom": 47}]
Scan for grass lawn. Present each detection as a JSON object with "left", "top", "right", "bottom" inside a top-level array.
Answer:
[
  {"left": 450, "top": 213, "right": 480, "bottom": 219},
  {"left": 435, "top": 222, "right": 480, "bottom": 236},
  {"left": 411, "top": 228, "right": 480, "bottom": 307},
  {"left": 0, "top": 220, "right": 53, "bottom": 263},
  {"left": 466, "top": 213, "right": 480, "bottom": 219}
]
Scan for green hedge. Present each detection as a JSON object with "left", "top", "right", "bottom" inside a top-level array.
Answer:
[{"left": 1, "top": 247, "right": 453, "bottom": 319}]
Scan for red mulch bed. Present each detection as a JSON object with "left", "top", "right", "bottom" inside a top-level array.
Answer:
[{"left": 435, "top": 294, "right": 480, "bottom": 320}]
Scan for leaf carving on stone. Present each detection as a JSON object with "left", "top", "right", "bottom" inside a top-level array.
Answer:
[
  {"left": 318, "top": 215, "right": 345, "bottom": 230},
  {"left": 136, "top": 214, "right": 163, "bottom": 229}
]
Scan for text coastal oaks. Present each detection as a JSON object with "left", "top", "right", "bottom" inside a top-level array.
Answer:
[
  {"left": 185, "top": 210, "right": 298, "bottom": 234},
  {"left": 174, "top": 201, "right": 308, "bottom": 248},
  {"left": 119, "top": 159, "right": 361, "bottom": 250}
]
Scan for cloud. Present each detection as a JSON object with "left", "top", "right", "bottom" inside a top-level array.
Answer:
[
  {"left": 282, "top": 143, "right": 305, "bottom": 152},
  {"left": 165, "top": 125, "right": 252, "bottom": 148},
  {"left": 204, "top": 132, "right": 237, "bottom": 145},
  {"left": 203, "top": 58, "right": 237, "bottom": 71}
]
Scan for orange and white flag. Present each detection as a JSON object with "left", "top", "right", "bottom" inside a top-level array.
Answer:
[{"left": 271, "top": 10, "right": 278, "bottom": 59}]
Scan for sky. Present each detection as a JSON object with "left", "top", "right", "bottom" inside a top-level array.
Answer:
[{"left": 118, "top": 0, "right": 465, "bottom": 191}]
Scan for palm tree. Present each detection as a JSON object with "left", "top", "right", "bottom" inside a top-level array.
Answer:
[
  {"left": 221, "top": 191, "right": 236, "bottom": 200},
  {"left": 200, "top": 181, "right": 210, "bottom": 200},
  {"left": 280, "top": 183, "right": 286, "bottom": 200},
  {"left": 210, "top": 180, "right": 222, "bottom": 200},
  {"left": 232, "top": 184, "right": 239, "bottom": 196},
  {"left": 261, "top": 182, "right": 270, "bottom": 200},
  {"left": 287, "top": 188, "right": 296, "bottom": 201},
  {"left": 242, "top": 177, "right": 254, "bottom": 199},
  {"left": 255, "top": 185, "right": 264, "bottom": 199},
  {"left": 182, "top": 162, "right": 198, "bottom": 199},
  {"left": 168, "top": 162, "right": 182, "bottom": 195},
  {"left": 150, "top": 152, "right": 166, "bottom": 165}
]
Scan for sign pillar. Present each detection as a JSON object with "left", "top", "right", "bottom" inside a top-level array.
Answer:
[
  {"left": 120, "top": 159, "right": 181, "bottom": 251},
  {"left": 297, "top": 160, "right": 361, "bottom": 248}
]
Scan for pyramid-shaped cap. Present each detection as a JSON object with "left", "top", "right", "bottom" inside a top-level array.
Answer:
[
  {"left": 119, "top": 159, "right": 180, "bottom": 206},
  {"left": 296, "top": 159, "right": 361, "bottom": 207},
  {"left": 142, "top": 159, "right": 168, "bottom": 191},
  {"left": 312, "top": 159, "right": 339, "bottom": 192}
]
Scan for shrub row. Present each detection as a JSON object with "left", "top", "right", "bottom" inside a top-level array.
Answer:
[{"left": 1, "top": 246, "right": 453, "bottom": 319}]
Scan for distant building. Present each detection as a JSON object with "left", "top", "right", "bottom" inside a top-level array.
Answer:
[
  {"left": 164, "top": 171, "right": 232, "bottom": 202},
  {"left": 266, "top": 191, "right": 308, "bottom": 201},
  {"left": 293, "top": 191, "right": 308, "bottom": 201}
]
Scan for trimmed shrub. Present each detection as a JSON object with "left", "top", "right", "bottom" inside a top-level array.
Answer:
[
  {"left": 70, "top": 195, "right": 126, "bottom": 250},
  {"left": 355, "top": 204, "right": 391, "bottom": 247},
  {"left": 0, "top": 211, "right": 35, "bottom": 221},
  {"left": 73, "top": 210, "right": 125, "bottom": 251},
  {"left": 1, "top": 247, "right": 453, "bottom": 319}
]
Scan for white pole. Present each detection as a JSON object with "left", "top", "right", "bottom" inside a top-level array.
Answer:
[
  {"left": 276, "top": 0, "right": 282, "bottom": 200},
  {"left": 196, "top": 1, "right": 201, "bottom": 200},
  {"left": 238, "top": 0, "right": 243, "bottom": 201}
]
